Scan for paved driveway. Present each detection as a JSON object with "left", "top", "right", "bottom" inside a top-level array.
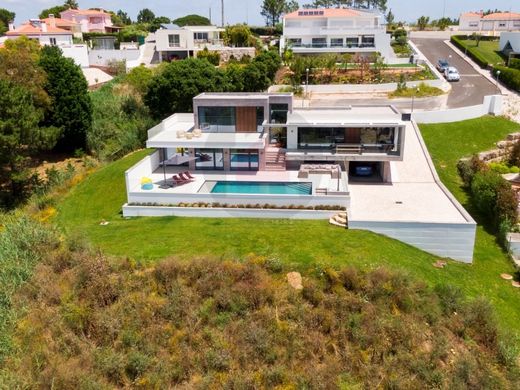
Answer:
[{"left": 412, "top": 38, "right": 498, "bottom": 108}]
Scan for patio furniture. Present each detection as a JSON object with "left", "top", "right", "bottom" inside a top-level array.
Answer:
[
  {"left": 140, "top": 177, "right": 153, "bottom": 190},
  {"left": 172, "top": 175, "right": 189, "bottom": 185},
  {"left": 176, "top": 130, "right": 186, "bottom": 138},
  {"left": 184, "top": 171, "right": 196, "bottom": 179},
  {"left": 192, "top": 129, "right": 202, "bottom": 137},
  {"left": 185, "top": 133, "right": 193, "bottom": 140},
  {"left": 179, "top": 172, "right": 194, "bottom": 182}
]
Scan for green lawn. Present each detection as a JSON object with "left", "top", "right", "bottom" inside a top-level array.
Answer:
[
  {"left": 55, "top": 135, "right": 520, "bottom": 333},
  {"left": 459, "top": 39, "right": 506, "bottom": 66}
]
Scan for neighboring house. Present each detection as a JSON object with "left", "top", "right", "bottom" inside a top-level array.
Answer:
[
  {"left": 42, "top": 14, "right": 81, "bottom": 36},
  {"left": 499, "top": 31, "right": 520, "bottom": 59},
  {"left": 5, "top": 19, "right": 73, "bottom": 46},
  {"left": 459, "top": 11, "right": 520, "bottom": 32},
  {"left": 155, "top": 24, "right": 255, "bottom": 62},
  {"left": 280, "top": 8, "right": 392, "bottom": 60},
  {"left": 123, "top": 92, "right": 477, "bottom": 262},
  {"left": 60, "top": 8, "right": 120, "bottom": 33}
]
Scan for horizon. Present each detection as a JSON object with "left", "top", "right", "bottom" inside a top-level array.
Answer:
[{"left": 3, "top": 0, "right": 518, "bottom": 27}]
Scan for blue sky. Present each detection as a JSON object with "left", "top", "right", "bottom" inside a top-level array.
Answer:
[{"left": 4, "top": 0, "right": 518, "bottom": 26}]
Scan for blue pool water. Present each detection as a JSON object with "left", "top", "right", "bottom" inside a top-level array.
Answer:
[
  {"left": 230, "top": 155, "right": 259, "bottom": 163},
  {"left": 210, "top": 181, "right": 312, "bottom": 195}
]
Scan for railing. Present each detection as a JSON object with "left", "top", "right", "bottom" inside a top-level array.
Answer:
[
  {"left": 289, "top": 143, "right": 396, "bottom": 155},
  {"left": 291, "top": 43, "right": 375, "bottom": 49},
  {"left": 200, "top": 123, "right": 264, "bottom": 134},
  {"left": 194, "top": 39, "right": 224, "bottom": 47}
]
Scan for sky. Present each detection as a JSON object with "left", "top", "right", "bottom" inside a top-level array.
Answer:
[{"left": 3, "top": 0, "right": 518, "bottom": 26}]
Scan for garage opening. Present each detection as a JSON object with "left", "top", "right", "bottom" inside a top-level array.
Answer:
[{"left": 348, "top": 161, "right": 384, "bottom": 183}]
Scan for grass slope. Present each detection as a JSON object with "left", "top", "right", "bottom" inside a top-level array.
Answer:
[
  {"left": 56, "top": 140, "right": 520, "bottom": 333},
  {"left": 459, "top": 39, "right": 505, "bottom": 66}
]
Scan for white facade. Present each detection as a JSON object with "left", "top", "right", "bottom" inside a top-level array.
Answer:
[
  {"left": 459, "top": 11, "right": 520, "bottom": 32},
  {"left": 280, "top": 8, "right": 392, "bottom": 60},
  {"left": 155, "top": 25, "right": 224, "bottom": 59}
]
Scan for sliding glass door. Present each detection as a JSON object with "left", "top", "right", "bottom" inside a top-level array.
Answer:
[
  {"left": 195, "top": 149, "right": 224, "bottom": 170},
  {"left": 230, "top": 149, "right": 259, "bottom": 171}
]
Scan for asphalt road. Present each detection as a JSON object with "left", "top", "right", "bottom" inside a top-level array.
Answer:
[{"left": 412, "top": 38, "right": 498, "bottom": 108}]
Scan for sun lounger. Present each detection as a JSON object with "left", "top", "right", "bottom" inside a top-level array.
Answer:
[
  {"left": 184, "top": 171, "right": 195, "bottom": 179},
  {"left": 172, "top": 174, "right": 189, "bottom": 185},
  {"left": 179, "top": 172, "right": 194, "bottom": 182}
]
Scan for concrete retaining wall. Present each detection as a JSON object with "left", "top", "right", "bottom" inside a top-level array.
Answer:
[
  {"left": 413, "top": 95, "right": 503, "bottom": 123},
  {"left": 123, "top": 204, "right": 337, "bottom": 219},
  {"left": 348, "top": 220, "right": 476, "bottom": 263}
]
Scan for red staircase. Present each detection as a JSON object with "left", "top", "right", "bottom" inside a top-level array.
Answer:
[{"left": 264, "top": 147, "right": 286, "bottom": 171}]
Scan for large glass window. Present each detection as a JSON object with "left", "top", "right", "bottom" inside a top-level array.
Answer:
[
  {"left": 288, "top": 38, "right": 302, "bottom": 46},
  {"left": 194, "top": 32, "right": 209, "bottom": 40},
  {"left": 195, "top": 149, "right": 224, "bottom": 170},
  {"left": 361, "top": 35, "right": 375, "bottom": 47},
  {"left": 256, "top": 107, "right": 264, "bottom": 130},
  {"left": 168, "top": 34, "right": 180, "bottom": 47},
  {"left": 230, "top": 149, "right": 259, "bottom": 171},
  {"left": 330, "top": 38, "right": 343, "bottom": 47},
  {"left": 346, "top": 37, "right": 359, "bottom": 47},
  {"left": 269, "top": 103, "right": 289, "bottom": 124},
  {"left": 298, "top": 127, "right": 345, "bottom": 149},
  {"left": 198, "top": 106, "right": 235, "bottom": 132},
  {"left": 312, "top": 37, "right": 327, "bottom": 48}
]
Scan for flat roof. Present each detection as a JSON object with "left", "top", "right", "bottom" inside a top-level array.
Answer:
[
  {"left": 194, "top": 92, "right": 293, "bottom": 101},
  {"left": 287, "top": 106, "right": 403, "bottom": 126},
  {"left": 147, "top": 131, "right": 266, "bottom": 149}
]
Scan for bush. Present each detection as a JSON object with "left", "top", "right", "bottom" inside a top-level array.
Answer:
[
  {"left": 509, "top": 58, "right": 520, "bottom": 70},
  {"left": 493, "top": 66, "right": 520, "bottom": 92},
  {"left": 450, "top": 35, "right": 489, "bottom": 68},
  {"left": 196, "top": 47, "right": 220, "bottom": 66}
]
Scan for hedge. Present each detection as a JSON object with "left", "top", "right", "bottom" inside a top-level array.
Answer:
[
  {"left": 493, "top": 66, "right": 520, "bottom": 92},
  {"left": 509, "top": 58, "right": 520, "bottom": 70},
  {"left": 450, "top": 35, "right": 490, "bottom": 68}
]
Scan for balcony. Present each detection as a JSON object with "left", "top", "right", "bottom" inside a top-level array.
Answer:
[
  {"left": 194, "top": 39, "right": 224, "bottom": 48},
  {"left": 291, "top": 42, "right": 375, "bottom": 49}
]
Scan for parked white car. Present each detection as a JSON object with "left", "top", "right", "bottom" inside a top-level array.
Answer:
[{"left": 444, "top": 67, "right": 460, "bottom": 82}]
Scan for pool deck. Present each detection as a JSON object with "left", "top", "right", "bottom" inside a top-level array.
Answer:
[
  {"left": 133, "top": 167, "right": 348, "bottom": 195},
  {"left": 348, "top": 122, "right": 471, "bottom": 224}
]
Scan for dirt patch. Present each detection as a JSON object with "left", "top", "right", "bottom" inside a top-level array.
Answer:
[{"left": 287, "top": 272, "right": 303, "bottom": 290}]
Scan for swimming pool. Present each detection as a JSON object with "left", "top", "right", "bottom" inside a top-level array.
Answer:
[{"left": 210, "top": 181, "right": 312, "bottom": 195}]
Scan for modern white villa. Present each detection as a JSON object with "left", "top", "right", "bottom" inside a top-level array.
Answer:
[
  {"left": 459, "top": 11, "right": 520, "bottom": 32},
  {"left": 154, "top": 24, "right": 255, "bottom": 62},
  {"left": 124, "top": 93, "right": 476, "bottom": 263},
  {"left": 280, "top": 8, "right": 392, "bottom": 60}
]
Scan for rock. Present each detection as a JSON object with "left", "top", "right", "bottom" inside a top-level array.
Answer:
[
  {"left": 507, "top": 132, "right": 520, "bottom": 141},
  {"left": 512, "top": 281, "right": 520, "bottom": 288},
  {"left": 287, "top": 272, "right": 303, "bottom": 290},
  {"left": 500, "top": 273, "right": 513, "bottom": 280}
]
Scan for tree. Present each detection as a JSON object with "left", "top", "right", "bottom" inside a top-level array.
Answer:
[
  {"left": 63, "top": 0, "right": 78, "bottom": 9},
  {"left": 116, "top": 10, "right": 132, "bottom": 25},
  {"left": 149, "top": 16, "right": 171, "bottom": 32},
  {"left": 223, "top": 24, "right": 255, "bottom": 47},
  {"left": 261, "top": 0, "right": 298, "bottom": 27},
  {"left": 144, "top": 58, "right": 226, "bottom": 119},
  {"left": 417, "top": 16, "right": 430, "bottom": 31},
  {"left": 39, "top": 46, "right": 92, "bottom": 151},
  {"left": 223, "top": 63, "right": 244, "bottom": 92},
  {"left": 172, "top": 14, "right": 211, "bottom": 27},
  {"left": 137, "top": 8, "right": 155, "bottom": 24},
  {"left": 39, "top": 5, "right": 67, "bottom": 19},
  {"left": 0, "top": 37, "right": 49, "bottom": 109},
  {"left": 242, "top": 62, "right": 271, "bottom": 92},
  {"left": 0, "top": 80, "right": 59, "bottom": 207},
  {"left": 0, "top": 8, "right": 15, "bottom": 34},
  {"left": 386, "top": 9, "right": 394, "bottom": 27}
]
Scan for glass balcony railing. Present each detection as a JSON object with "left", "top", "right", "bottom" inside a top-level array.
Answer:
[{"left": 291, "top": 42, "right": 375, "bottom": 49}]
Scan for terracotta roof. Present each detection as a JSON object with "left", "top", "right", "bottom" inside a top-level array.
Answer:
[
  {"left": 482, "top": 12, "right": 520, "bottom": 20},
  {"left": 42, "top": 17, "right": 78, "bottom": 27},
  {"left": 284, "top": 8, "right": 363, "bottom": 19},
  {"left": 6, "top": 21, "right": 73, "bottom": 35},
  {"left": 460, "top": 12, "right": 482, "bottom": 18},
  {"left": 61, "top": 8, "right": 110, "bottom": 16}
]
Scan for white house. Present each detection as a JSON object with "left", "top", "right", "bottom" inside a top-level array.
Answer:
[
  {"left": 499, "top": 31, "right": 520, "bottom": 59},
  {"left": 280, "top": 8, "right": 392, "bottom": 60},
  {"left": 122, "top": 93, "right": 476, "bottom": 262},
  {"left": 459, "top": 11, "right": 520, "bottom": 32},
  {"left": 5, "top": 19, "right": 73, "bottom": 47},
  {"left": 154, "top": 24, "right": 255, "bottom": 62}
]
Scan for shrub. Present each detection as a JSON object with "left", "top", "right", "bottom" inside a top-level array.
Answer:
[
  {"left": 450, "top": 35, "right": 489, "bottom": 68},
  {"left": 493, "top": 66, "right": 520, "bottom": 92},
  {"left": 509, "top": 58, "right": 520, "bottom": 70},
  {"left": 196, "top": 47, "right": 220, "bottom": 66}
]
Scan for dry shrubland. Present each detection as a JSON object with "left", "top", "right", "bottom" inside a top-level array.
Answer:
[{"left": 0, "top": 235, "right": 518, "bottom": 389}]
